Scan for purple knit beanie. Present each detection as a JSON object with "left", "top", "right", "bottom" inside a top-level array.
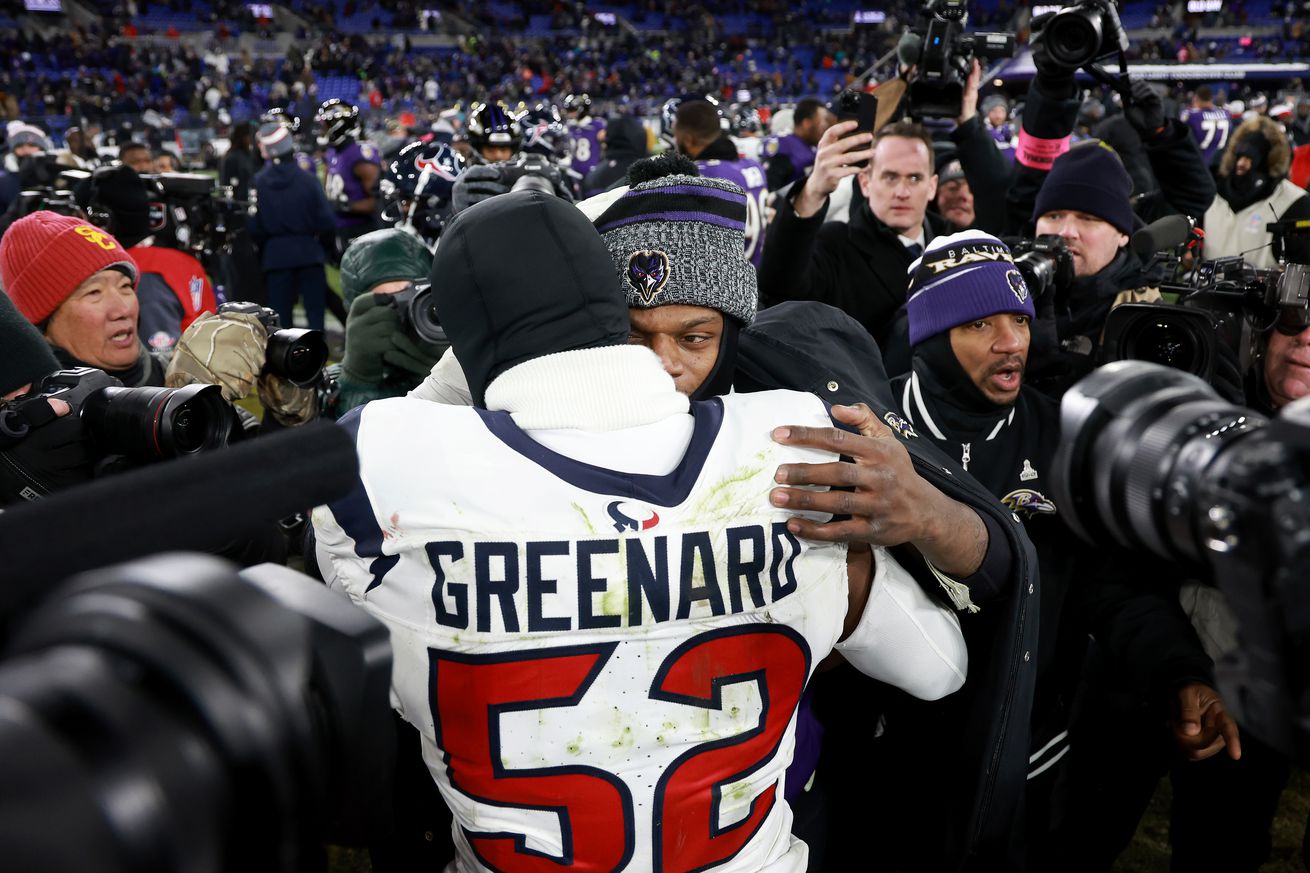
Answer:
[{"left": 905, "top": 230, "right": 1036, "bottom": 346}]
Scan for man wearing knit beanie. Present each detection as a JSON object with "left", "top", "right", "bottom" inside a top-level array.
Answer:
[
  {"left": 891, "top": 229, "right": 1237, "bottom": 873},
  {"left": 0, "top": 211, "right": 150, "bottom": 377},
  {"left": 577, "top": 158, "right": 1039, "bottom": 873},
  {"left": 1032, "top": 141, "right": 1134, "bottom": 278}
]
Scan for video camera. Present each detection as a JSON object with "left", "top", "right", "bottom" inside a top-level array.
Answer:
[
  {"left": 216, "top": 302, "right": 330, "bottom": 387},
  {"left": 905, "top": 0, "right": 1017, "bottom": 119},
  {"left": 135, "top": 172, "right": 249, "bottom": 259},
  {"left": 377, "top": 279, "right": 447, "bottom": 345},
  {"left": 1052, "top": 361, "right": 1310, "bottom": 761},
  {"left": 1035, "top": 0, "right": 1131, "bottom": 72},
  {"left": 1101, "top": 258, "right": 1310, "bottom": 385},
  {"left": 10, "top": 368, "right": 233, "bottom": 461}
]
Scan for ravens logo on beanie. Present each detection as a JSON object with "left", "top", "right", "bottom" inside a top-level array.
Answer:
[{"left": 905, "top": 230, "right": 1035, "bottom": 346}]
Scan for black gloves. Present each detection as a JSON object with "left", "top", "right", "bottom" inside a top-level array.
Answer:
[
  {"left": 1124, "top": 80, "right": 1167, "bottom": 140},
  {"left": 1029, "top": 15, "right": 1076, "bottom": 99},
  {"left": 452, "top": 164, "right": 510, "bottom": 214}
]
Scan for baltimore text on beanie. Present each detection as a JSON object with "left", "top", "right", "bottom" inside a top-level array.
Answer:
[{"left": 905, "top": 230, "right": 1036, "bottom": 346}]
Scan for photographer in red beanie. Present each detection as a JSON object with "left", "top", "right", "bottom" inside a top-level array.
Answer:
[{"left": 0, "top": 211, "right": 161, "bottom": 384}]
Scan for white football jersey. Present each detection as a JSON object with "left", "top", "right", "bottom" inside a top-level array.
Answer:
[{"left": 316, "top": 391, "right": 849, "bottom": 873}]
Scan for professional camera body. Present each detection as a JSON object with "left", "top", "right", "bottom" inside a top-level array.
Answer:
[
  {"left": 13, "top": 367, "right": 233, "bottom": 461},
  {"left": 1052, "top": 361, "right": 1310, "bottom": 760},
  {"left": 1036, "top": 0, "right": 1131, "bottom": 71},
  {"left": 216, "top": 302, "right": 330, "bottom": 387},
  {"left": 497, "top": 151, "right": 569, "bottom": 196},
  {"left": 1011, "top": 234, "right": 1076, "bottom": 301},
  {"left": 906, "top": 0, "right": 1017, "bottom": 119},
  {"left": 378, "top": 279, "right": 446, "bottom": 345},
  {"left": 0, "top": 553, "right": 395, "bottom": 873},
  {"left": 1101, "top": 258, "right": 1310, "bottom": 384}
]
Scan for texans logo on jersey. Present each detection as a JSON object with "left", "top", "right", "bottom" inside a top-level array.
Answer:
[
  {"left": 608, "top": 500, "right": 660, "bottom": 532},
  {"left": 1002, "top": 488, "right": 1057, "bottom": 516},
  {"left": 626, "top": 250, "right": 671, "bottom": 304},
  {"left": 1007, "top": 269, "right": 1029, "bottom": 304}
]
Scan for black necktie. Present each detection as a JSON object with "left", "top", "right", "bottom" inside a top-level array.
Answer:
[{"left": 905, "top": 243, "right": 923, "bottom": 260}]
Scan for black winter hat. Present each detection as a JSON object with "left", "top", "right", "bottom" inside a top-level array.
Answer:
[
  {"left": 0, "top": 290, "right": 60, "bottom": 397},
  {"left": 1234, "top": 131, "right": 1272, "bottom": 169},
  {"left": 1032, "top": 140, "right": 1135, "bottom": 235},
  {"left": 432, "top": 190, "right": 629, "bottom": 406}
]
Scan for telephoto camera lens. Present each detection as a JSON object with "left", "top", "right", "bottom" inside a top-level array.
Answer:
[
  {"left": 80, "top": 383, "right": 234, "bottom": 460},
  {"left": 407, "top": 284, "right": 448, "bottom": 344},
  {"left": 0, "top": 554, "right": 395, "bottom": 873},
  {"left": 1042, "top": 2, "right": 1107, "bottom": 68},
  {"left": 264, "top": 328, "right": 329, "bottom": 387},
  {"left": 1052, "top": 361, "right": 1267, "bottom": 563}
]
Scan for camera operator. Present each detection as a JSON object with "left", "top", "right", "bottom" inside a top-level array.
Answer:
[
  {"left": 758, "top": 117, "right": 946, "bottom": 350},
  {"left": 1204, "top": 116, "right": 1310, "bottom": 269},
  {"left": 249, "top": 122, "right": 336, "bottom": 333},
  {"left": 117, "top": 142, "right": 154, "bottom": 175},
  {"left": 327, "top": 228, "right": 443, "bottom": 417},
  {"left": 0, "top": 211, "right": 315, "bottom": 429},
  {"left": 893, "top": 231, "right": 1240, "bottom": 870},
  {"left": 935, "top": 60, "right": 1013, "bottom": 235}
]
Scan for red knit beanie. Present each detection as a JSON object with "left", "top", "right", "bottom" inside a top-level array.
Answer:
[{"left": 0, "top": 211, "right": 139, "bottom": 325}]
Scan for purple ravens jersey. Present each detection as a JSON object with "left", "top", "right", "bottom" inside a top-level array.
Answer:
[
  {"left": 698, "top": 157, "right": 768, "bottom": 269},
  {"left": 326, "top": 140, "right": 381, "bottom": 229},
  {"left": 1181, "top": 107, "right": 1232, "bottom": 164},
  {"left": 295, "top": 150, "right": 321, "bottom": 177},
  {"left": 987, "top": 121, "right": 1017, "bottom": 163},
  {"left": 762, "top": 133, "right": 816, "bottom": 188},
  {"left": 569, "top": 116, "right": 605, "bottom": 178}
]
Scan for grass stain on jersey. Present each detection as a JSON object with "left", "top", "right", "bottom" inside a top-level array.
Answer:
[
  {"left": 601, "top": 577, "right": 628, "bottom": 617},
  {"left": 687, "top": 462, "right": 767, "bottom": 524},
  {"left": 569, "top": 501, "right": 596, "bottom": 534}
]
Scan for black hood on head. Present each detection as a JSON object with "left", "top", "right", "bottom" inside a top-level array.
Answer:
[{"left": 432, "top": 189, "right": 630, "bottom": 406}]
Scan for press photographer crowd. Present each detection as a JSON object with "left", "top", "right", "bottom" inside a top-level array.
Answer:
[{"left": 3, "top": 0, "right": 1310, "bottom": 871}]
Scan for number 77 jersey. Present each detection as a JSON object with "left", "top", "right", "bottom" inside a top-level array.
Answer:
[
  {"left": 698, "top": 157, "right": 769, "bottom": 270},
  {"left": 315, "top": 391, "right": 849, "bottom": 872}
]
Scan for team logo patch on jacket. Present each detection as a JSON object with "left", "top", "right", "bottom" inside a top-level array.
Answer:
[
  {"left": 608, "top": 500, "right": 660, "bottom": 532},
  {"left": 883, "top": 411, "right": 917, "bottom": 438},
  {"left": 626, "top": 250, "right": 670, "bottom": 304},
  {"left": 1002, "top": 488, "right": 1056, "bottom": 516}
]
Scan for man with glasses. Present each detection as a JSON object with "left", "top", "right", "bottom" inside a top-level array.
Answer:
[{"left": 759, "top": 120, "right": 947, "bottom": 350}]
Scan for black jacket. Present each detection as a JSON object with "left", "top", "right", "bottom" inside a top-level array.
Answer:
[
  {"left": 949, "top": 114, "right": 1013, "bottom": 236},
  {"left": 736, "top": 302, "right": 1040, "bottom": 872},
  {"left": 249, "top": 158, "right": 337, "bottom": 271},
  {"left": 759, "top": 189, "right": 950, "bottom": 349},
  {"left": 892, "top": 360, "right": 1213, "bottom": 869},
  {"left": 581, "top": 116, "right": 649, "bottom": 196}
]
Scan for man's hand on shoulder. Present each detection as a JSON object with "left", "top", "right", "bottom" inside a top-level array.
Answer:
[{"left": 768, "top": 403, "right": 988, "bottom": 577}]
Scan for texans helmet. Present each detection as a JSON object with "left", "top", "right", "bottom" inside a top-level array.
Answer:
[
  {"left": 517, "top": 103, "right": 573, "bottom": 162},
  {"left": 315, "top": 98, "right": 361, "bottom": 149},
  {"left": 562, "top": 92, "right": 593, "bottom": 120},
  {"left": 465, "top": 101, "right": 522, "bottom": 158},
  {"left": 379, "top": 140, "right": 466, "bottom": 245},
  {"left": 730, "top": 106, "right": 763, "bottom": 136}
]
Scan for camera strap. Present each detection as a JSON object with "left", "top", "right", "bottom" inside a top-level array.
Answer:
[{"left": 0, "top": 396, "right": 60, "bottom": 447}]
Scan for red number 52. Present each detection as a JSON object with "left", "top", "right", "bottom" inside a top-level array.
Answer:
[{"left": 431, "top": 625, "right": 811, "bottom": 872}]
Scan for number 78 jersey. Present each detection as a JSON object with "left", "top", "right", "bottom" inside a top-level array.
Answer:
[
  {"left": 316, "top": 391, "right": 848, "bottom": 872},
  {"left": 699, "top": 157, "right": 769, "bottom": 270}
]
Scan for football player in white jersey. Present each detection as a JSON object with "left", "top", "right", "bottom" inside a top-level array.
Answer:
[{"left": 316, "top": 189, "right": 968, "bottom": 873}]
